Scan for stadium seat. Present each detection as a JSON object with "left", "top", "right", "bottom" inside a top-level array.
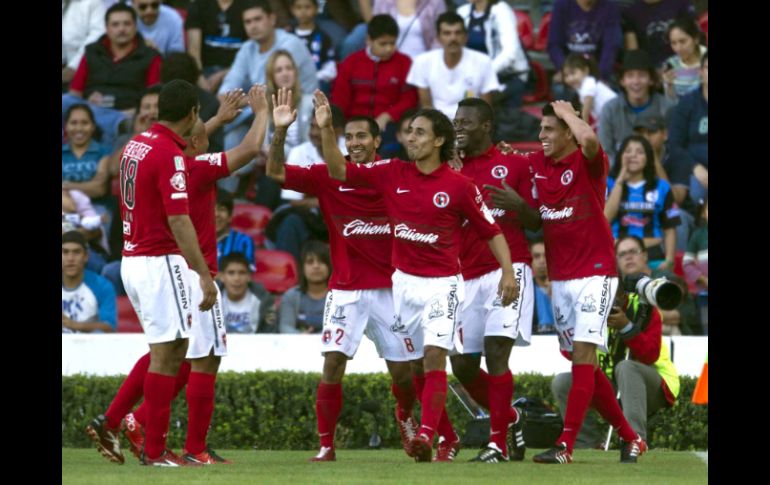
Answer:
[
  {"left": 522, "top": 60, "right": 551, "bottom": 104},
  {"left": 116, "top": 296, "right": 143, "bottom": 333},
  {"left": 697, "top": 11, "right": 708, "bottom": 45},
  {"left": 232, "top": 203, "right": 272, "bottom": 248},
  {"left": 253, "top": 249, "right": 298, "bottom": 294},
  {"left": 673, "top": 251, "right": 685, "bottom": 278},
  {"left": 521, "top": 104, "right": 544, "bottom": 119},
  {"left": 507, "top": 141, "right": 543, "bottom": 153},
  {"left": 533, "top": 11, "right": 551, "bottom": 52},
  {"left": 515, "top": 10, "right": 535, "bottom": 51}
]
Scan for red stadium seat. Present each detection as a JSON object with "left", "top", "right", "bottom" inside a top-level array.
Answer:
[
  {"left": 507, "top": 141, "right": 542, "bottom": 153},
  {"left": 673, "top": 251, "right": 685, "bottom": 278},
  {"left": 697, "top": 11, "right": 708, "bottom": 45},
  {"left": 232, "top": 203, "right": 272, "bottom": 247},
  {"left": 252, "top": 249, "right": 298, "bottom": 294},
  {"left": 520, "top": 104, "right": 544, "bottom": 120},
  {"left": 533, "top": 11, "right": 551, "bottom": 52},
  {"left": 522, "top": 60, "right": 551, "bottom": 104},
  {"left": 117, "top": 296, "right": 143, "bottom": 333},
  {"left": 515, "top": 10, "right": 535, "bottom": 51}
]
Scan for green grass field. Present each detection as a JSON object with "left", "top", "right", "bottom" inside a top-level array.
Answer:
[{"left": 62, "top": 448, "right": 707, "bottom": 484}]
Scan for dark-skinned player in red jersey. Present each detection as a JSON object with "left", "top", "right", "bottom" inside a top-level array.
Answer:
[{"left": 529, "top": 100, "right": 647, "bottom": 465}]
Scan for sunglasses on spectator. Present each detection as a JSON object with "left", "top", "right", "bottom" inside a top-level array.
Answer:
[
  {"left": 617, "top": 248, "right": 643, "bottom": 258},
  {"left": 138, "top": 2, "right": 160, "bottom": 11}
]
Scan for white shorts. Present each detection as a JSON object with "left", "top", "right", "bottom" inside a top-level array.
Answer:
[
  {"left": 551, "top": 276, "right": 618, "bottom": 352},
  {"left": 186, "top": 271, "right": 227, "bottom": 359},
  {"left": 392, "top": 270, "right": 464, "bottom": 351},
  {"left": 455, "top": 263, "right": 534, "bottom": 354},
  {"left": 321, "top": 288, "right": 420, "bottom": 361},
  {"left": 121, "top": 255, "right": 195, "bottom": 344}
]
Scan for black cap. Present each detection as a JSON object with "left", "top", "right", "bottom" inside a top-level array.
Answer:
[{"left": 633, "top": 116, "right": 666, "bottom": 132}]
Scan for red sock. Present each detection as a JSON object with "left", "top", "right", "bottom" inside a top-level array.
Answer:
[
  {"left": 316, "top": 382, "right": 343, "bottom": 448},
  {"left": 592, "top": 368, "right": 638, "bottom": 442},
  {"left": 412, "top": 374, "right": 426, "bottom": 396},
  {"left": 184, "top": 372, "right": 216, "bottom": 455},
  {"left": 391, "top": 382, "right": 416, "bottom": 420},
  {"left": 133, "top": 361, "right": 191, "bottom": 427},
  {"left": 487, "top": 371, "right": 513, "bottom": 455},
  {"left": 461, "top": 369, "right": 491, "bottom": 409},
  {"left": 557, "top": 364, "right": 595, "bottom": 453},
  {"left": 417, "top": 371, "right": 447, "bottom": 441},
  {"left": 143, "top": 372, "right": 177, "bottom": 459},
  {"left": 104, "top": 353, "right": 151, "bottom": 429}
]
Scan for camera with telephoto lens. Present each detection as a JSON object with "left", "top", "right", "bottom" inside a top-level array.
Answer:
[{"left": 621, "top": 273, "right": 682, "bottom": 310}]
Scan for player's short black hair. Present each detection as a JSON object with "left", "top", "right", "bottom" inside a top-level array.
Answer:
[
  {"left": 220, "top": 252, "right": 253, "bottom": 273},
  {"left": 411, "top": 109, "right": 455, "bottom": 163},
  {"left": 457, "top": 97, "right": 495, "bottom": 127},
  {"left": 299, "top": 241, "right": 331, "bottom": 292},
  {"left": 64, "top": 103, "right": 103, "bottom": 142},
  {"left": 367, "top": 14, "right": 399, "bottom": 39},
  {"left": 106, "top": 2, "right": 136, "bottom": 24},
  {"left": 158, "top": 79, "right": 198, "bottom": 122},
  {"left": 161, "top": 52, "right": 201, "bottom": 84},
  {"left": 62, "top": 230, "right": 88, "bottom": 250},
  {"left": 346, "top": 116, "right": 380, "bottom": 138},
  {"left": 614, "top": 235, "right": 646, "bottom": 254},
  {"left": 541, "top": 100, "right": 581, "bottom": 130},
  {"left": 216, "top": 191, "right": 234, "bottom": 216},
  {"left": 436, "top": 12, "right": 466, "bottom": 35},
  {"left": 243, "top": 0, "right": 273, "bottom": 16}
]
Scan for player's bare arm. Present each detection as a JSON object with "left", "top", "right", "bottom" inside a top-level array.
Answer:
[
  {"left": 551, "top": 100, "right": 599, "bottom": 160},
  {"left": 205, "top": 88, "right": 245, "bottom": 136},
  {"left": 226, "top": 84, "right": 269, "bottom": 172},
  {"left": 314, "top": 89, "right": 347, "bottom": 181},
  {"left": 167, "top": 214, "right": 218, "bottom": 311},
  {"left": 487, "top": 234, "right": 518, "bottom": 306},
  {"left": 484, "top": 179, "right": 542, "bottom": 230},
  {"left": 265, "top": 87, "right": 297, "bottom": 184}
]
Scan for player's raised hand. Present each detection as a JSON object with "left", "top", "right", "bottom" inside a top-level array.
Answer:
[
  {"left": 484, "top": 179, "right": 524, "bottom": 211},
  {"left": 215, "top": 88, "right": 245, "bottom": 125},
  {"left": 313, "top": 89, "right": 332, "bottom": 128},
  {"left": 248, "top": 84, "right": 268, "bottom": 114},
  {"left": 272, "top": 86, "right": 297, "bottom": 129},
  {"left": 198, "top": 275, "right": 218, "bottom": 312},
  {"left": 498, "top": 270, "right": 519, "bottom": 307},
  {"left": 551, "top": 100, "right": 579, "bottom": 120}
]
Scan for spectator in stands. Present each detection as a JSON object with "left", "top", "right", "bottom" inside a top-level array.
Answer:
[
  {"left": 287, "top": 0, "right": 337, "bottom": 91},
  {"left": 561, "top": 53, "right": 617, "bottom": 129},
  {"left": 219, "top": 252, "right": 278, "bottom": 333},
  {"left": 107, "top": 85, "right": 163, "bottom": 177},
  {"left": 548, "top": 0, "right": 622, "bottom": 98},
  {"left": 530, "top": 238, "right": 555, "bottom": 335},
  {"left": 267, "top": 50, "right": 316, "bottom": 153},
  {"left": 160, "top": 53, "right": 224, "bottom": 152},
  {"left": 622, "top": 0, "right": 695, "bottom": 67},
  {"left": 668, "top": 52, "right": 707, "bottom": 204},
  {"left": 605, "top": 135, "right": 680, "bottom": 270},
  {"left": 62, "top": 104, "right": 111, "bottom": 199},
  {"left": 457, "top": 0, "right": 530, "bottom": 110},
  {"left": 62, "top": 188, "right": 109, "bottom": 273},
  {"left": 133, "top": 0, "right": 185, "bottom": 56},
  {"left": 598, "top": 49, "right": 674, "bottom": 163},
  {"left": 661, "top": 17, "right": 706, "bottom": 101},
  {"left": 339, "top": 0, "right": 446, "bottom": 61},
  {"left": 380, "top": 107, "right": 417, "bottom": 159},
  {"left": 683, "top": 197, "right": 707, "bottom": 333},
  {"left": 184, "top": 0, "right": 249, "bottom": 93},
  {"left": 331, "top": 14, "right": 417, "bottom": 144},
  {"left": 551, "top": 241, "right": 680, "bottom": 453},
  {"left": 62, "top": 231, "right": 117, "bottom": 333},
  {"left": 615, "top": 235, "right": 700, "bottom": 335},
  {"left": 406, "top": 12, "right": 500, "bottom": 118},
  {"left": 216, "top": 191, "right": 257, "bottom": 272},
  {"left": 218, "top": 1, "right": 317, "bottom": 152},
  {"left": 279, "top": 241, "right": 331, "bottom": 334},
  {"left": 62, "top": 0, "right": 106, "bottom": 88}
]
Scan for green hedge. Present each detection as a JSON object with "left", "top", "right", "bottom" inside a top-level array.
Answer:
[{"left": 62, "top": 372, "right": 706, "bottom": 451}]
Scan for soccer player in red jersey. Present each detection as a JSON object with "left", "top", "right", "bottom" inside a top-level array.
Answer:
[
  {"left": 449, "top": 98, "right": 541, "bottom": 463},
  {"left": 86, "top": 85, "right": 269, "bottom": 466},
  {"left": 265, "top": 87, "right": 421, "bottom": 461},
  {"left": 529, "top": 100, "right": 647, "bottom": 464},
  {"left": 318, "top": 90, "right": 519, "bottom": 463}
]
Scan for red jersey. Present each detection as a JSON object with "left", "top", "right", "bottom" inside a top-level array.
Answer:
[
  {"left": 529, "top": 145, "right": 616, "bottom": 281},
  {"left": 187, "top": 152, "right": 231, "bottom": 277},
  {"left": 459, "top": 146, "right": 536, "bottom": 280},
  {"left": 284, "top": 162, "right": 393, "bottom": 290},
  {"left": 120, "top": 123, "right": 190, "bottom": 257},
  {"left": 346, "top": 159, "right": 502, "bottom": 277}
]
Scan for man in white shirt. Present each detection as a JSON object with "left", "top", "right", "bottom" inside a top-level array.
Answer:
[{"left": 406, "top": 12, "right": 501, "bottom": 119}]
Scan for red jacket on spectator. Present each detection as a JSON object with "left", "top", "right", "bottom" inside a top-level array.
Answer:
[{"left": 331, "top": 49, "right": 417, "bottom": 122}]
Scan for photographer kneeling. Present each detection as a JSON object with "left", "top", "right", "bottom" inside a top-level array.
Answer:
[{"left": 550, "top": 236, "right": 680, "bottom": 461}]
